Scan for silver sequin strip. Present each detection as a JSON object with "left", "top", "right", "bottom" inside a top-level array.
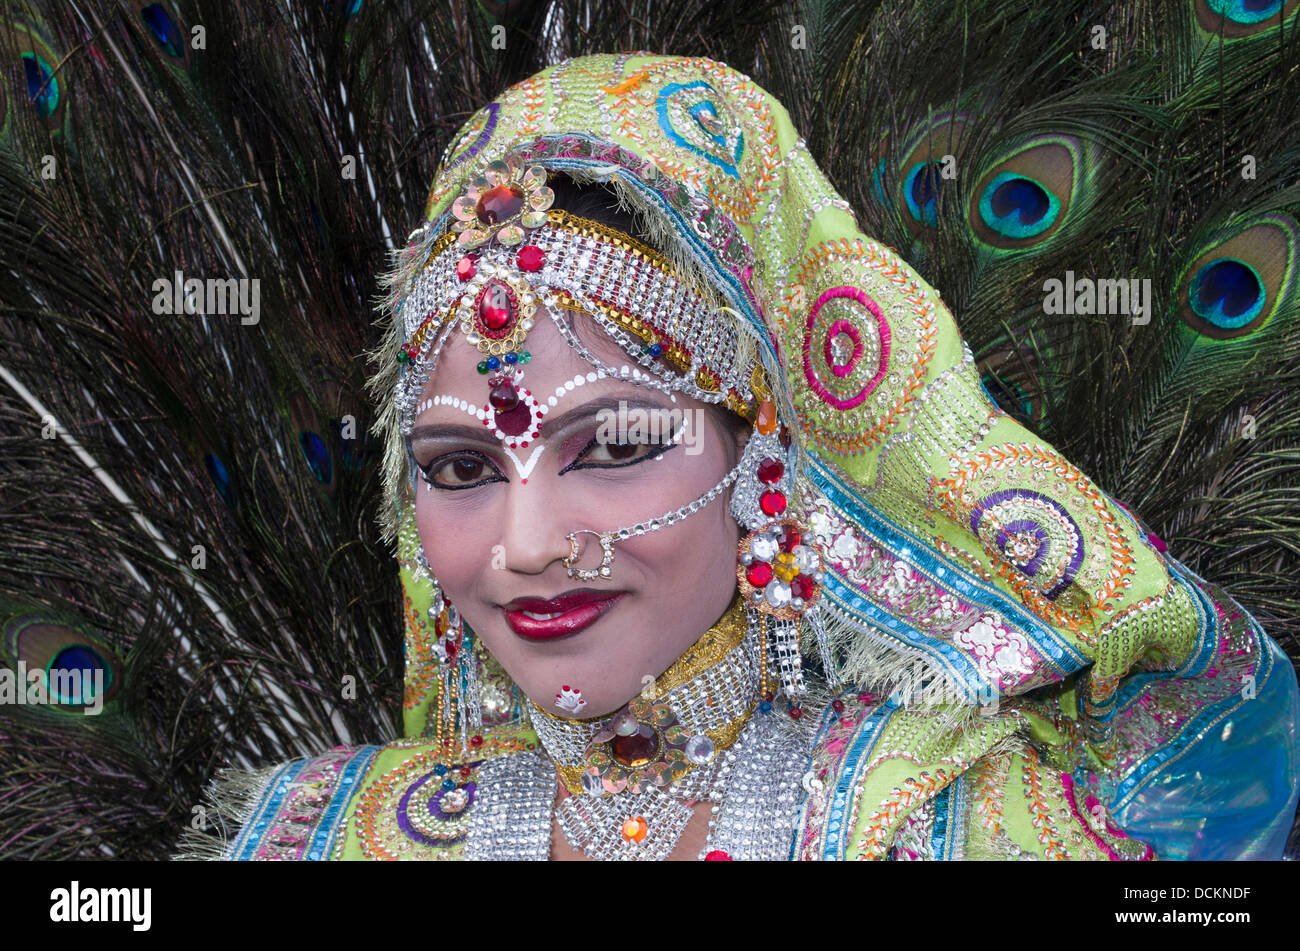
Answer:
[
  {"left": 703, "top": 713, "right": 811, "bottom": 861},
  {"left": 464, "top": 751, "right": 555, "bottom": 861}
]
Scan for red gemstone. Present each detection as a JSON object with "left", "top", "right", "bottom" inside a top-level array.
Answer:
[
  {"left": 489, "top": 382, "right": 520, "bottom": 412},
  {"left": 756, "top": 458, "right": 784, "bottom": 484},
  {"left": 779, "top": 527, "right": 802, "bottom": 552},
  {"left": 475, "top": 184, "right": 524, "bottom": 225},
  {"left": 704, "top": 850, "right": 733, "bottom": 861},
  {"left": 611, "top": 722, "right": 660, "bottom": 768},
  {"left": 760, "top": 490, "right": 787, "bottom": 517},
  {"left": 516, "top": 245, "right": 544, "bottom": 272},
  {"left": 831, "top": 699, "right": 845, "bottom": 713},
  {"left": 479, "top": 283, "right": 514, "bottom": 331},
  {"left": 495, "top": 401, "right": 532, "bottom": 436},
  {"left": 455, "top": 255, "right": 477, "bottom": 281},
  {"left": 470, "top": 734, "right": 483, "bottom": 748},
  {"left": 792, "top": 574, "right": 816, "bottom": 601},
  {"left": 460, "top": 766, "right": 472, "bottom": 777},
  {"left": 788, "top": 706, "right": 803, "bottom": 720},
  {"left": 746, "top": 562, "right": 774, "bottom": 587}
]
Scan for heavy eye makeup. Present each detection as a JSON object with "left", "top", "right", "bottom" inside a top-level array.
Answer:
[{"left": 411, "top": 423, "right": 679, "bottom": 490}]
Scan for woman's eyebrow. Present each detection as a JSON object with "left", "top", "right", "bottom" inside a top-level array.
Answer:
[{"left": 407, "top": 395, "right": 674, "bottom": 444}]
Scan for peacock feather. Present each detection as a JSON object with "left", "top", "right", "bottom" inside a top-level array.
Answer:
[{"left": 0, "top": 0, "right": 1296, "bottom": 859}]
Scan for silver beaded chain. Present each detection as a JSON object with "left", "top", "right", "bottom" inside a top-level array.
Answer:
[{"left": 564, "top": 452, "right": 745, "bottom": 580}]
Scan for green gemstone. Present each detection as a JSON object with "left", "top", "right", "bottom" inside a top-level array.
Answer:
[
  {"left": 397, "top": 350, "right": 410, "bottom": 363},
  {"left": 476, "top": 361, "right": 490, "bottom": 374},
  {"left": 518, "top": 351, "right": 531, "bottom": 364}
]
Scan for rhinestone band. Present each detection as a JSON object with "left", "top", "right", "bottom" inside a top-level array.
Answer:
[{"left": 395, "top": 211, "right": 760, "bottom": 434}]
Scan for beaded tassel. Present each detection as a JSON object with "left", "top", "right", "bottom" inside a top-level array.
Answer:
[
  {"left": 749, "top": 606, "right": 805, "bottom": 699},
  {"left": 769, "top": 614, "right": 806, "bottom": 698},
  {"left": 457, "top": 627, "right": 484, "bottom": 751}
]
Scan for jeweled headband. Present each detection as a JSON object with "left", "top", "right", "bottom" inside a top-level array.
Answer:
[{"left": 392, "top": 156, "right": 765, "bottom": 439}]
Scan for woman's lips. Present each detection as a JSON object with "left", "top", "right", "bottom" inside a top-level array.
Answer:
[{"left": 502, "top": 592, "right": 624, "bottom": 640}]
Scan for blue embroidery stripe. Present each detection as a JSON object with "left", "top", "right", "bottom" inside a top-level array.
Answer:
[
  {"left": 929, "top": 782, "right": 954, "bottom": 860},
  {"left": 310, "top": 746, "right": 383, "bottom": 861},
  {"left": 231, "top": 759, "right": 304, "bottom": 861},
  {"left": 823, "top": 701, "right": 898, "bottom": 860}
]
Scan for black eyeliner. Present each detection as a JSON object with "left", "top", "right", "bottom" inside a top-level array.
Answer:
[
  {"left": 559, "top": 434, "right": 680, "bottom": 475},
  {"left": 418, "top": 449, "right": 506, "bottom": 491}
]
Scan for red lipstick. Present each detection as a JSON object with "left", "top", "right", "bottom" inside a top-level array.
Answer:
[{"left": 502, "top": 589, "right": 624, "bottom": 640}]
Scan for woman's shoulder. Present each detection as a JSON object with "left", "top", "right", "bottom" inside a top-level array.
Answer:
[{"left": 183, "top": 726, "right": 541, "bottom": 861}]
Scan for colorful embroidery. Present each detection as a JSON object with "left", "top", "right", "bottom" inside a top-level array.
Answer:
[
  {"left": 1059, "top": 772, "right": 1153, "bottom": 861},
  {"left": 802, "top": 285, "right": 891, "bottom": 409},
  {"left": 782, "top": 239, "right": 939, "bottom": 457},
  {"left": 1021, "top": 748, "right": 1071, "bottom": 859},
  {"left": 933, "top": 441, "right": 1138, "bottom": 638},
  {"left": 231, "top": 746, "right": 381, "bottom": 861},
  {"left": 855, "top": 767, "right": 954, "bottom": 860},
  {"left": 353, "top": 733, "right": 535, "bottom": 861}
]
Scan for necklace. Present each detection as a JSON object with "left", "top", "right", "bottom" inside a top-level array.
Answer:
[{"left": 463, "top": 596, "right": 813, "bottom": 860}]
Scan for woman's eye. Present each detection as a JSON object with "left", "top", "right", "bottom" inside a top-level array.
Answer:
[
  {"left": 419, "top": 452, "right": 503, "bottom": 489},
  {"left": 570, "top": 435, "right": 675, "bottom": 469}
]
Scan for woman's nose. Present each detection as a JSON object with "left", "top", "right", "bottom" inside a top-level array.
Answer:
[{"left": 495, "top": 475, "right": 576, "bottom": 575}]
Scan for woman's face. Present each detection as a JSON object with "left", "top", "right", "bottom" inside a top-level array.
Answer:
[{"left": 410, "top": 308, "right": 747, "bottom": 718}]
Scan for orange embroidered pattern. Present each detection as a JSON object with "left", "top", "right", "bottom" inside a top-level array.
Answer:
[
  {"left": 1021, "top": 748, "right": 1071, "bottom": 860},
  {"left": 784, "top": 239, "right": 939, "bottom": 457},
  {"left": 932, "top": 442, "right": 1137, "bottom": 640},
  {"left": 853, "top": 767, "right": 954, "bottom": 860}
]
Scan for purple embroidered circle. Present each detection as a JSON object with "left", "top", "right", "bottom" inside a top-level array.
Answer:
[
  {"left": 396, "top": 766, "right": 480, "bottom": 847},
  {"left": 969, "top": 489, "right": 1083, "bottom": 600}
]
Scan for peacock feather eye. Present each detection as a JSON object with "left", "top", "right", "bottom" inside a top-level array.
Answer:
[
  {"left": 4, "top": 615, "right": 124, "bottom": 712},
  {"left": 1194, "top": 0, "right": 1298, "bottom": 37},
  {"left": 902, "top": 161, "right": 944, "bottom": 228},
  {"left": 21, "top": 51, "right": 58, "bottom": 119},
  {"left": 978, "top": 172, "right": 1057, "bottom": 240},
  {"left": 969, "top": 138, "right": 1083, "bottom": 252},
  {"left": 1177, "top": 215, "right": 1297, "bottom": 340},
  {"left": 1190, "top": 259, "right": 1264, "bottom": 330},
  {"left": 12, "top": 22, "right": 67, "bottom": 129},
  {"left": 892, "top": 114, "right": 972, "bottom": 237},
  {"left": 289, "top": 390, "right": 341, "bottom": 495},
  {"left": 138, "top": 3, "right": 186, "bottom": 60},
  {"left": 299, "top": 431, "right": 333, "bottom": 484}
]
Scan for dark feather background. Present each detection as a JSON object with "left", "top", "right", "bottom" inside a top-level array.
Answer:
[{"left": 0, "top": 0, "right": 1295, "bottom": 859}]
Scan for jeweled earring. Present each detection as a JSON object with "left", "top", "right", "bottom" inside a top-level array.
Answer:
[
  {"left": 426, "top": 571, "right": 484, "bottom": 751},
  {"left": 729, "top": 402, "right": 836, "bottom": 711}
]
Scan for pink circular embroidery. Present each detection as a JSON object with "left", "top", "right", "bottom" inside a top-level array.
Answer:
[
  {"left": 802, "top": 286, "right": 891, "bottom": 410},
  {"left": 824, "top": 319, "right": 863, "bottom": 377}
]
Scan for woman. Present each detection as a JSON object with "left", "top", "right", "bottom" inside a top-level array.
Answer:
[{"left": 204, "top": 53, "right": 1299, "bottom": 861}]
